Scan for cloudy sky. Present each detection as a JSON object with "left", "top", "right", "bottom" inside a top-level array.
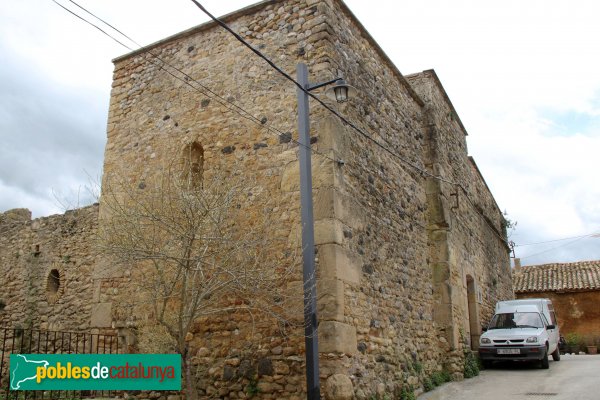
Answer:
[{"left": 1, "top": 0, "right": 599, "bottom": 265}]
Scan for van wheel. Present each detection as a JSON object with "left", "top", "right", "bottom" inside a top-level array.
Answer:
[
  {"left": 541, "top": 348, "right": 550, "bottom": 369},
  {"left": 552, "top": 347, "right": 561, "bottom": 361}
]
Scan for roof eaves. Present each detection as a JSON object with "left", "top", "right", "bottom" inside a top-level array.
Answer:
[
  {"left": 410, "top": 69, "right": 468, "bottom": 136},
  {"left": 112, "top": 0, "right": 277, "bottom": 63},
  {"left": 334, "top": 1, "right": 424, "bottom": 107}
]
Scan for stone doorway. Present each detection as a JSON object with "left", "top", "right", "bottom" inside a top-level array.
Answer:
[{"left": 466, "top": 275, "right": 480, "bottom": 350}]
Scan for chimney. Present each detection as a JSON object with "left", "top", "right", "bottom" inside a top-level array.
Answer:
[{"left": 513, "top": 258, "right": 522, "bottom": 271}]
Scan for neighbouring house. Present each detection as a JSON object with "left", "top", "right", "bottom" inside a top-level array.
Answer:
[
  {"left": 0, "top": 0, "right": 514, "bottom": 398},
  {"left": 513, "top": 259, "right": 600, "bottom": 343}
]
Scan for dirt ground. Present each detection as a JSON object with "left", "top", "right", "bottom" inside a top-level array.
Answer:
[{"left": 418, "top": 354, "right": 600, "bottom": 400}]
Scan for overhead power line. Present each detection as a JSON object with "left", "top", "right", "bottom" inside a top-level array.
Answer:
[
  {"left": 519, "top": 234, "right": 597, "bottom": 260},
  {"left": 189, "top": 0, "right": 432, "bottom": 179},
  {"left": 516, "top": 231, "right": 600, "bottom": 247},
  {"left": 189, "top": 0, "right": 510, "bottom": 247},
  {"left": 49, "top": 0, "right": 341, "bottom": 167},
  {"left": 53, "top": 0, "right": 510, "bottom": 248},
  {"left": 50, "top": 0, "right": 133, "bottom": 50}
]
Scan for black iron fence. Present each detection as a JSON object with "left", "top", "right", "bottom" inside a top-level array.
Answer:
[{"left": 0, "top": 327, "right": 119, "bottom": 400}]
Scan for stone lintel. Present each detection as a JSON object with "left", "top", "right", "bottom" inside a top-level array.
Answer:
[{"left": 318, "top": 321, "right": 357, "bottom": 355}]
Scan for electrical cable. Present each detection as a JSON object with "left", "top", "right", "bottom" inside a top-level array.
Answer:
[
  {"left": 189, "top": 0, "right": 432, "bottom": 180},
  {"left": 65, "top": 0, "right": 139, "bottom": 46},
  {"left": 50, "top": 0, "right": 133, "bottom": 50},
  {"left": 49, "top": 0, "right": 341, "bottom": 167},
  {"left": 190, "top": 0, "right": 510, "bottom": 247},
  {"left": 516, "top": 232, "right": 600, "bottom": 247},
  {"left": 54, "top": 0, "right": 510, "bottom": 249},
  {"left": 519, "top": 234, "right": 596, "bottom": 260}
]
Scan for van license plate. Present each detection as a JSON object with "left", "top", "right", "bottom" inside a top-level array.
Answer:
[{"left": 497, "top": 349, "right": 520, "bottom": 355}]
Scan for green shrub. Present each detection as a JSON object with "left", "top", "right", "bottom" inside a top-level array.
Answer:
[
  {"left": 399, "top": 386, "right": 415, "bottom": 400},
  {"left": 245, "top": 376, "right": 259, "bottom": 398},
  {"left": 464, "top": 351, "right": 479, "bottom": 379},
  {"left": 431, "top": 370, "right": 451, "bottom": 386},
  {"left": 423, "top": 377, "right": 434, "bottom": 392},
  {"left": 412, "top": 361, "right": 423, "bottom": 374}
]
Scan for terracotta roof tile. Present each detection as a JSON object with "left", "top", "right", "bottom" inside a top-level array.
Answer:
[{"left": 513, "top": 260, "right": 600, "bottom": 293}]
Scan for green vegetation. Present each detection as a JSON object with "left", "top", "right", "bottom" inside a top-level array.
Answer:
[
  {"left": 464, "top": 351, "right": 480, "bottom": 379},
  {"left": 565, "top": 332, "right": 582, "bottom": 353},
  {"left": 412, "top": 361, "right": 423, "bottom": 374},
  {"left": 423, "top": 369, "right": 452, "bottom": 392},
  {"left": 245, "top": 376, "right": 259, "bottom": 398},
  {"left": 431, "top": 370, "right": 451, "bottom": 386},
  {"left": 399, "top": 386, "right": 415, "bottom": 400},
  {"left": 423, "top": 377, "right": 434, "bottom": 392}
]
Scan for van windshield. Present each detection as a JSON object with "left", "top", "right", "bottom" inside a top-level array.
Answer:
[{"left": 488, "top": 312, "right": 543, "bottom": 329}]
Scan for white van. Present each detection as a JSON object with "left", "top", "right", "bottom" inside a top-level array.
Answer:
[{"left": 479, "top": 298, "right": 560, "bottom": 369}]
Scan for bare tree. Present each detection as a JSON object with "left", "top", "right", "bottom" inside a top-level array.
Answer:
[{"left": 97, "top": 167, "right": 302, "bottom": 399}]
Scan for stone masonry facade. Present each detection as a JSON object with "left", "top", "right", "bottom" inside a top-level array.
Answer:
[
  {"left": 0, "top": 1, "right": 514, "bottom": 399},
  {"left": 0, "top": 206, "right": 99, "bottom": 331}
]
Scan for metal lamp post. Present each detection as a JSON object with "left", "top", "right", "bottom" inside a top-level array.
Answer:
[{"left": 296, "top": 62, "right": 354, "bottom": 400}]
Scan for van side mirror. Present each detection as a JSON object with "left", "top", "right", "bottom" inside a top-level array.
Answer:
[
  {"left": 546, "top": 324, "right": 555, "bottom": 330},
  {"left": 482, "top": 326, "right": 488, "bottom": 332}
]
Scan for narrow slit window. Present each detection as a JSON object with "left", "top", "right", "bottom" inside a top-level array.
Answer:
[{"left": 181, "top": 142, "right": 204, "bottom": 189}]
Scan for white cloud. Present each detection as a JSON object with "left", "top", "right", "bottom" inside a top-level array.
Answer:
[{"left": 1, "top": 0, "right": 599, "bottom": 264}]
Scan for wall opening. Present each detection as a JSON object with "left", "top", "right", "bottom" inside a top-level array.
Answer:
[
  {"left": 466, "top": 274, "right": 481, "bottom": 350},
  {"left": 46, "top": 268, "right": 63, "bottom": 303},
  {"left": 181, "top": 142, "right": 204, "bottom": 189},
  {"left": 47, "top": 269, "right": 60, "bottom": 294}
]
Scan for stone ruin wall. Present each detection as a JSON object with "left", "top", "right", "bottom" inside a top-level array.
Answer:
[{"left": 0, "top": 205, "right": 99, "bottom": 332}]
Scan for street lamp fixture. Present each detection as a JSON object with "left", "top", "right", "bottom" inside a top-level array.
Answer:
[
  {"left": 295, "top": 63, "right": 355, "bottom": 400},
  {"left": 326, "top": 79, "right": 357, "bottom": 103}
]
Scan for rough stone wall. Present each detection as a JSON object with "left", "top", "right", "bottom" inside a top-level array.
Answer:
[
  {"left": 517, "top": 291, "right": 600, "bottom": 340},
  {"left": 0, "top": 205, "right": 99, "bottom": 332},
  {"left": 0, "top": 1, "right": 512, "bottom": 399},
  {"left": 314, "top": 2, "right": 444, "bottom": 398},
  {"left": 406, "top": 71, "right": 513, "bottom": 366},
  {"left": 98, "top": 1, "right": 338, "bottom": 399},
  {"left": 97, "top": 0, "right": 513, "bottom": 398}
]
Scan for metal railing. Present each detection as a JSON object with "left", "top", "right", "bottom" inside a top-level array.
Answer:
[{"left": 0, "top": 327, "right": 119, "bottom": 400}]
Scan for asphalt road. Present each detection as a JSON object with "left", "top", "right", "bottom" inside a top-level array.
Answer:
[{"left": 418, "top": 355, "right": 600, "bottom": 400}]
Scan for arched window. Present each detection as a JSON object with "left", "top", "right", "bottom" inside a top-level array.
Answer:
[
  {"left": 181, "top": 142, "right": 204, "bottom": 189},
  {"left": 46, "top": 267, "right": 64, "bottom": 304}
]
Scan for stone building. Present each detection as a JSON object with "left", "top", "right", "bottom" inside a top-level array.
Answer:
[
  {"left": 0, "top": 0, "right": 513, "bottom": 398},
  {"left": 514, "top": 260, "right": 600, "bottom": 341},
  {"left": 0, "top": 206, "right": 99, "bottom": 332}
]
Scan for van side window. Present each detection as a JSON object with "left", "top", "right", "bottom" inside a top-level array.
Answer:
[
  {"left": 549, "top": 311, "right": 557, "bottom": 325},
  {"left": 541, "top": 314, "right": 549, "bottom": 326}
]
